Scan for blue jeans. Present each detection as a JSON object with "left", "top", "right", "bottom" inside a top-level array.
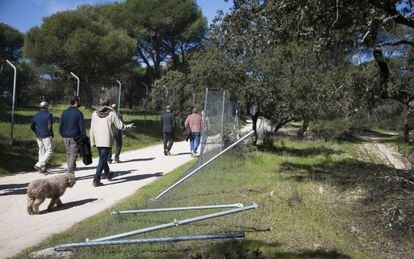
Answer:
[
  {"left": 190, "top": 132, "right": 201, "bottom": 153},
  {"left": 95, "top": 147, "right": 110, "bottom": 182}
]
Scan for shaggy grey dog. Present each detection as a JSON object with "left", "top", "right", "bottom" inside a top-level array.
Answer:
[{"left": 27, "top": 173, "right": 76, "bottom": 215}]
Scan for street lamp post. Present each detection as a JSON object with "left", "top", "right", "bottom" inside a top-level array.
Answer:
[
  {"left": 5, "top": 60, "right": 17, "bottom": 146},
  {"left": 141, "top": 82, "right": 149, "bottom": 129},
  {"left": 116, "top": 80, "right": 121, "bottom": 113},
  {"left": 70, "top": 72, "right": 80, "bottom": 96}
]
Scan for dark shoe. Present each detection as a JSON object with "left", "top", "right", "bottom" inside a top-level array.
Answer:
[
  {"left": 113, "top": 158, "right": 121, "bottom": 164},
  {"left": 93, "top": 180, "right": 104, "bottom": 187},
  {"left": 107, "top": 171, "right": 114, "bottom": 181},
  {"left": 164, "top": 150, "right": 168, "bottom": 156}
]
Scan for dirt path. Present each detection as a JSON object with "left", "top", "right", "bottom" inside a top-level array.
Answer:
[
  {"left": 361, "top": 132, "right": 410, "bottom": 170},
  {"left": 0, "top": 141, "right": 194, "bottom": 258}
]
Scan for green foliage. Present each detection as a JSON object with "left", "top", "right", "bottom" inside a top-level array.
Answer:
[
  {"left": 309, "top": 119, "right": 348, "bottom": 141},
  {"left": 23, "top": 6, "right": 136, "bottom": 105},
  {"left": 150, "top": 70, "right": 193, "bottom": 126},
  {"left": 120, "top": 0, "right": 207, "bottom": 78},
  {"left": 0, "top": 23, "right": 23, "bottom": 61}
]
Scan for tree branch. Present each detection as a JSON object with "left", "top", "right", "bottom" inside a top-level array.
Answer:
[{"left": 382, "top": 39, "right": 414, "bottom": 47}]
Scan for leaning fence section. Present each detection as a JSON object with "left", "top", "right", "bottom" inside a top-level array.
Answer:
[{"left": 55, "top": 89, "right": 257, "bottom": 256}]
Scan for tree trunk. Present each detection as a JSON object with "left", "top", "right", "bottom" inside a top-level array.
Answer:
[
  {"left": 403, "top": 123, "right": 410, "bottom": 143},
  {"left": 297, "top": 118, "right": 309, "bottom": 139}
]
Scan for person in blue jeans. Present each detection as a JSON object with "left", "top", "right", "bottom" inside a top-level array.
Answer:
[
  {"left": 184, "top": 108, "right": 203, "bottom": 157},
  {"left": 90, "top": 98, "right": 134, "bottom": 187}
]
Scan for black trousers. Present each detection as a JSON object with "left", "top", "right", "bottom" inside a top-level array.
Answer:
[{"left": 163, "top": 132, "right": 174, "bottom": 152}]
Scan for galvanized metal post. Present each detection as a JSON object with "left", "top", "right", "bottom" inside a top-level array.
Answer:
[
  {"left": 55, "top": 233, "right": 245, "bottom": 251},
  {"left": 90, "top": 204, "right": 257, "bottom": 242},
  {"left": 70, "top": 72, "right": 80, "bottom": 96},
  {"left": 116, "top": 80, "right": 121, "bottom": 113},
  {"left": 220, "top": 91, "right": 226, "bottom": 150},
  {"left": 5, "top": 60, "right": 16, "bottom": 146},
  {"left": 154, "top": 130, "right": 254, "bottom": 200},
  {"left": 199, "top": 88, "right": 209, "bottom": 164}
]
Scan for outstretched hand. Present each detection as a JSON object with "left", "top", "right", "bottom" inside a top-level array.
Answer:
[{"left": 125, "top": 123, "right": 136, "bottom": 129}]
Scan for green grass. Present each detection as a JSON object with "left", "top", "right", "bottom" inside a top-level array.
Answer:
[
  {"left": 0, "top": 105, "right": 165, "bottom": 176},
  {"left": 16, "top": 136, "right": 414, "bottom": 258}
]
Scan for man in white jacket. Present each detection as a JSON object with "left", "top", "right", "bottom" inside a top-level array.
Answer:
[{"left": 90, "top": 98, "right": 134, "bottom": 187}]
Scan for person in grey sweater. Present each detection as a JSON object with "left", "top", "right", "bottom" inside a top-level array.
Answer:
[{"left": 160, "top": 105, "right": 176, "bottom": 156}]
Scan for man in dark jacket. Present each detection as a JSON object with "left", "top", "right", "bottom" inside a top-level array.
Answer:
[
  {"left": 59, "top": 96, "right": 86, "bottom": 174},
  {"left": 31, "top": 101, "right": 54, "bottom": 174},
  {"left": 160, "top": 105, "right": 176, "bottom": 155},
  {"left": 108, "top": 103, "right": 124, "bottom": 163}
]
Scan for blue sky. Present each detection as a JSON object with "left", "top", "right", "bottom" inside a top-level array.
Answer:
[{"left": 0, "top": 0, "right": 232, "bottom": 32}]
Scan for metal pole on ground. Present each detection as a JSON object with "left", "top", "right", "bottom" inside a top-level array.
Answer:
[
  {"left": 116, "top": 80, "right": 121, "bottom": 113},
  {"left": 154, "top": 130, "right": 254, "bottom": 200},
  {"left": 112, "top": 203, "right": 244, "bottom": 214},
  {"left": 70, "top": 72, "right": 80, "bottom": 96},
  {"left": 141, "top": 82, "right": 149, "bottom": 129},
  {"left": 55, "top": 233, "right": 245, "bottom": 251},
  {"left": 90, "top": 204, "right": 257, "bottom": 242},
  {"left": 5, "top": 59, "right": 16, "bottom": 146}
]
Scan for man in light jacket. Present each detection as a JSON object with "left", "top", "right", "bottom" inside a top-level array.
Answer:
[{"left": 90, "top": 98, "right": 134, "bottom": 187}]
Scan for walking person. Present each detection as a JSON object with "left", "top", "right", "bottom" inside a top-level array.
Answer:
[
  {"left": 90, "top": 98, "right": 134, "bottom": 187},
  {"left": 59, "top": 96, "right": 86, "bottom": 174},
  {"left": 31, "top": 101, "right": 54, "bottom": 174},
  {"left": 160, "top": 105, "right": 176, "bottom": 155},
  {"left": 108, "top": 103, "right": 124, "bottom": 163},
  {"left": 184, "top": 107, "right": 202, "bottom": 157}
]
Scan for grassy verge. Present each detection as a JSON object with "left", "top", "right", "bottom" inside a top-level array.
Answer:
[
  {"left": 0, "top": 105, "right": 167, "bottom": 176},
  {"left": 17, "top": 136, "right": 414, "bottom": 258}
]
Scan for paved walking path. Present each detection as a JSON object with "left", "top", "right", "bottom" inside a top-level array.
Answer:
[{"left": 0, "top": 141, "right": 194, "bottom": 258}]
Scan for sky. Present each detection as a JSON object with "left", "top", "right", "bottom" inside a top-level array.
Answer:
[{"left": 0, "top": 0, "right": 233, "bottom": 33}]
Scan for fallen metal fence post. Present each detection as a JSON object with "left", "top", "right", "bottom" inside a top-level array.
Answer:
[
  {"left": 90, "top": 203, "right": 257, "bottom": 242},
  {"left": 154, "top": 130, "right": 254, "bottom": 200},
  {"left": 112, "top": 203, "right": 244, "bottom": 215},
  {"left": 55, "top": 232, "right": 245, "bottom": 251}
]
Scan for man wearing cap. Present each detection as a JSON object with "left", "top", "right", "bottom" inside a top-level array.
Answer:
[
  {"left": 31, "top": 101, "right": 54, "bottom": 174},
  {"left": 160, "top": 105, "right": 176, "bottom": 155},
  {"left": 59, "top": 96, "right": 86, "bottom": 174}
]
